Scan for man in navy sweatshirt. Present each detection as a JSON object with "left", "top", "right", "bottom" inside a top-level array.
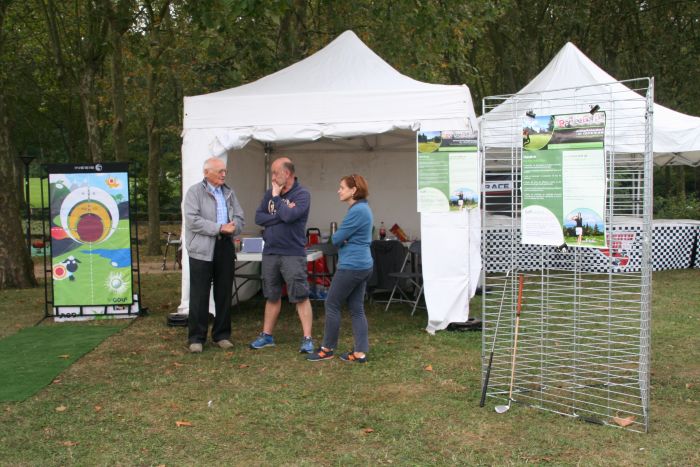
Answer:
[{"left": 249, "top": 157, "right": 315, "bottom": 353}]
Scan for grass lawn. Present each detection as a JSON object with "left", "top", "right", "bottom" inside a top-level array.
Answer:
[
  {"left": 563, "top": 233, "right": 606, "bottom": 248},
  {"left": 0, "top": 269, "right": 698, "bottom": 465},
  {"left": 524, "top": 133, "right": 551, "bottom": 151},
  {"left": 418, "top": 142, "right": 441, "bottom": 153}
]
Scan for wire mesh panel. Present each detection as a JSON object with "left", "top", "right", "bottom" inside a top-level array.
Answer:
[{"left": 480, "top": 79, "right": 653, "bottom": 432}]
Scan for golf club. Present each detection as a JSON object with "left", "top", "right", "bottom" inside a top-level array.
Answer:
[
  {"left": 495, "top": 273, "right": 524, "bottom": 414},
  {"left": 479, "top": 269, "right": 512, "bottom": 407}
]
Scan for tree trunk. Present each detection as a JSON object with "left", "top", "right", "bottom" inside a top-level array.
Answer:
[
  {"left": 278, "top": 0, "right": 307, "bottom": 62},
  {"left": 41, "top": 0, "right": 107, "bottom": 164},
  {"left": 674, "top": 166, "right": 686, "bottom": 199},
  {"left": 487, "top": 23, "right": 516, "bottom": 94},
  {"left": 78, "top": 69, "right": 102, "bottom": 163},
  {"left": 140, "top": 0, "right": 173, "bottom": 256},
  {"left": 145, "top": 62, "right": 161, "bottom": 255},
  {"left": 0, "top": 92, "right": 37, "bottom": 289},
  {"left": 106, "top": 3, "right": 128, "bottom": 162}
]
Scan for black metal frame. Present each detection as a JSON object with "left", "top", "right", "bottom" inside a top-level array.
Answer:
[{"left": 40, "top": 162, "right": 145, "bottom": 321}]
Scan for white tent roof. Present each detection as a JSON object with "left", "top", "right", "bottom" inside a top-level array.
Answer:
[
  {"left": 177, "top": 31, "right": 479, "bottom": 324},
  {"left": 482, "top": 42, "right": 700, "bottom": 166},
  {"left": 183, "top": 30, "right": 476, "bottom": 154}
]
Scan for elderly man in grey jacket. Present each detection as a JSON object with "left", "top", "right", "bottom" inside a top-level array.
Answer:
[{"left": 184, "top": 157, "right": 245, "bottom": 353}]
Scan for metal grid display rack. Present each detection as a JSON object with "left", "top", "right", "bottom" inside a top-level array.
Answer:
[{"left": 479, "top": 79, "right": 653, "bottom": 432}]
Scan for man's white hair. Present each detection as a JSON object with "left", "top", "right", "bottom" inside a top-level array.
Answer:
[{"left": 203, "top": 157, "right": 225, "bottom": 171}]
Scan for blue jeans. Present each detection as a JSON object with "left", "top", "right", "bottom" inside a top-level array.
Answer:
[{"left": 322, "top": 267, "right": 373, "bottom": 353}]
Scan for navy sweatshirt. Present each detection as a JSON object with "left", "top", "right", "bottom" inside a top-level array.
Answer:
[{"left": 255, "top": 179, "right": 310, "bottom": 257}]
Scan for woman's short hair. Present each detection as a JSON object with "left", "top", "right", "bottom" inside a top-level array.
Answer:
[{"left": 341, "top": 174, "right": 368, "bottom": 200}]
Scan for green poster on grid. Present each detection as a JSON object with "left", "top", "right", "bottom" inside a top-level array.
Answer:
[
  {"left": 48, "top": 163, "right": 133, "bottom": 306},
  {"left": 416, "top": 130, "right": 479, "bottom": 212},
  {"left": 521, "top": 112, "right": 607, "bottom": 248}
]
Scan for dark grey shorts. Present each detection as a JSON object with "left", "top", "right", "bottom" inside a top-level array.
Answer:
[{"left": 261, "top": 254, "right": 309, "bottom": 303}]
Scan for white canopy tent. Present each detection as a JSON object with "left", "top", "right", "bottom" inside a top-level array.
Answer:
[
  {"left": 482, "top": 42, "right": 700, "bottom": 166},
  {"left": 177, "top": 31, "right": 481, "bottom": 332}
]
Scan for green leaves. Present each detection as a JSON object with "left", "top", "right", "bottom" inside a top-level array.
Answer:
[{"left": 0, "top": 0, "right": 698, "bottom": 195}]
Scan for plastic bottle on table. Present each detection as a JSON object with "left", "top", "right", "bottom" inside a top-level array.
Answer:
[{"left": 379, "top": 221, "right": 386, "bottom": 240}]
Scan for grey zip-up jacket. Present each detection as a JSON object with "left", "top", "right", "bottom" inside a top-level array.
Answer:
[{"left": 184, "top": 179, "right": 245, "bottom": 261}]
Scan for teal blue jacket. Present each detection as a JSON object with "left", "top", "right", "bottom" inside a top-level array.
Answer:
[{"left": 332, "top": 199, "right": 373, "bottom": 270}]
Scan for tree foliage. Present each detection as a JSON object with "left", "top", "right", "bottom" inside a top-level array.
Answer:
[{"left": 1, "top": 0, "right": 699, "bottom": 287}]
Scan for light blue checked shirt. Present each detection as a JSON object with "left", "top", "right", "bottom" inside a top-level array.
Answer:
[{"left": 207, "top": 182, "right": 228, "bottom": 225}]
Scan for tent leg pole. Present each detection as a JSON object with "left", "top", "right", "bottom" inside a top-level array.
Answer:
[{"left": 264, "top": 143, "right": 273, "bottom": 191}]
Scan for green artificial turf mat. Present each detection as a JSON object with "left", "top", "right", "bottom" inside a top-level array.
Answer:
[{"left": 0, "top": 324, "right": 125, "bottom": 402}]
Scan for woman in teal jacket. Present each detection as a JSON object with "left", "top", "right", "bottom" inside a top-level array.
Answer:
[{"left": 307, "top": 174, "right": 373, "bottom": 363}]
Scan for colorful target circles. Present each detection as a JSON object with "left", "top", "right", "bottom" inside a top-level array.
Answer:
[
  {"left": 53, "top": 264, "right": 68, "bottom": 280},
  {"left": 51, "top": 226, "right": 68, "bottom": 240},
  {"left": 67, "top": 200, "right": 111, "bottom": 243},
  {"left": 59, "top": 187, "right": 120, "bottom": 244},
  {"left": 105, "top": 176, "right": 120, "bottom": 188}
]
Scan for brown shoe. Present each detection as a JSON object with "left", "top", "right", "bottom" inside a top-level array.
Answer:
[
  {"left": 215, "top": 339, "right": 233, "bottom": 349},
  {"left": 189, "top": 343, "right": 203, "bottom": 353}
]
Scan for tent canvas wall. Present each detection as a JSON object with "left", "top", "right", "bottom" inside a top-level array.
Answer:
[
  {"left": 178, "top": 31, "right": 480, "bottom": 332},
  {"left": 482, "top": 42, "right": 700, "bottom": 166},
  {"left": 219, "top": 132, "right": 423, "bottom": 239}
]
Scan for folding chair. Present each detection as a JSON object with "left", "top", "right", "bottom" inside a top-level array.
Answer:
[
  {"left": 384, "top": 240, "right": 424, "bottom": 315},
  {"left": 367, "top": 239, "right": 407, "bottom": 303},
  {"left": 161, "top": 231, "right": 182, "bottom": 271}
]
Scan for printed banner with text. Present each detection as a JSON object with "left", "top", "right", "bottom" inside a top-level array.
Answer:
[
  {"left": 521, "top": 112, "right": 607, "bottom": 248},
  {"left": 417, "top": 130, "right": 479, "bottom": 213}
]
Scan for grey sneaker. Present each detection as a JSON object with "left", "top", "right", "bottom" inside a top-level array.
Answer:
[
  {"left": 299, "top": 336, "right": 315, "bottom": 354},
  {"left": 189, "top": 343, "right": 203, "bottom": 353},
  {"left": 249, "top": 333, "right": 275, "bottom": 349},
  {"left": 339, "top": 351, "right": 367, "bottom": 363},
  {"left": 215, "top": 339, "right": 233, "bottom": 349},
  {"left": 306, "top": 347, "right": 334, "bottom": 362}
]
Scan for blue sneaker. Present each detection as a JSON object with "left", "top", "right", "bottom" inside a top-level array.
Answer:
[
  {"left": 299, "top": 336, "right": 315, "bottom": 354},
  {"left": 249, "top": 333, "right": 275, "bottom": 349}
]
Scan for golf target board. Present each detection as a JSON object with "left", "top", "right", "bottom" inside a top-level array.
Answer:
[{"left": 48, "top": 163, "right": 134, "bottom": 316}]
